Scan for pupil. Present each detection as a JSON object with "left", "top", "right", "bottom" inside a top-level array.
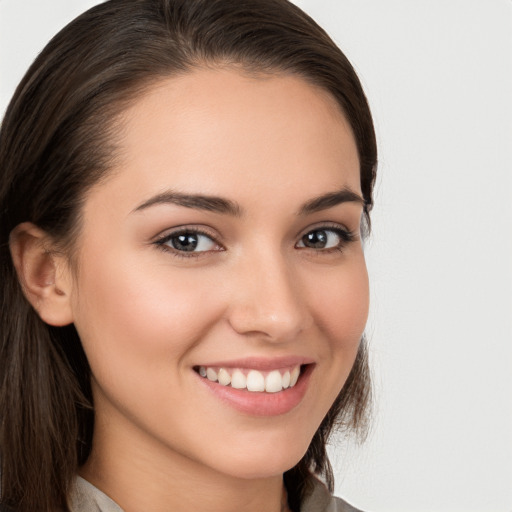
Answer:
[
  {"left": 304, "top": 230, "right": 327, "bottom": 248},
  {"left": 172, "top": 233, "right": 198, "bottom": 251}
]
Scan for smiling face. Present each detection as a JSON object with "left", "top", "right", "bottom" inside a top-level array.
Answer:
[{"left": 69, "top": 68, "right": 369, "bottom": 486}]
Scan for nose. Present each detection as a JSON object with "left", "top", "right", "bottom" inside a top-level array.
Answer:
[{"left": 226, "top": 249, "right": 311, "bottom": 343}]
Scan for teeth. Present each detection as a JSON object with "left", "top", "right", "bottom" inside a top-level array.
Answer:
[
  {"left": 246, "top": 370, "right": 265, "bottom": 392},
  {"left": 290, "top": 366, "right": 300, "bottom": 387},
  {"left": 231, "top": 369, "right": 247, "bottom": 389},
  {"left": 206, "top": 368, "right": 217, "bottom": 382},
  {"left": 265, "top": 370, "right": 283, "bottom": 393},
  {"left": 217, "top": 368, "right": 231, "bottom": 386},
  {"left": 197, "top": 365, "right": 302, "bottom": 393}
]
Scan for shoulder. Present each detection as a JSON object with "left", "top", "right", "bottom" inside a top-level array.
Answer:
[{"left": 300, "top": 477, "right": 365, "bottom": 512}]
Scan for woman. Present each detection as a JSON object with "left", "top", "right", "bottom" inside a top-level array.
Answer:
[{"left": 0, "top": 1, "right": 377, "bottom": 511}]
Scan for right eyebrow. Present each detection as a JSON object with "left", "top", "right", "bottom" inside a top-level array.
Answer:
[{"left": 132, "top": 190, "right": 243, "bottom": 217}]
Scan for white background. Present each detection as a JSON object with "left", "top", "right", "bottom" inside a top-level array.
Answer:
[{"left": 1, "top": 1, "right": 511, "bottom": 511}]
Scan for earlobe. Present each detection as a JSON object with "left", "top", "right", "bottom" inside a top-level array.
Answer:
[{"left": 9, "top": 222, "right": 74, "bottom": 326}]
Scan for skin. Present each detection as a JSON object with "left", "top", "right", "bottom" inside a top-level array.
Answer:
[{"left": 12, "top": 68, "right": 369, "bottom": 512}]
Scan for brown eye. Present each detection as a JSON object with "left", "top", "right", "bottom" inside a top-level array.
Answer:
[
  {"left": 158, "top": 230, "right": 219, "bottom": 253},
  {"left": 296, "top": 228, "right": 353, "bottom": 250},
  {"left": 302, "top": 230, "right": 329, "bottom": 248},
  {"left": 170, "top": 233, "right": 201, "bottom": 252}
]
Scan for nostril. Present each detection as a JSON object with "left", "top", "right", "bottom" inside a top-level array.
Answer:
[{"left": 226, "top": 304, "right": 307, "bottom": 342}]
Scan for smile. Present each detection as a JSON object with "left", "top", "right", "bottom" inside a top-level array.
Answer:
[
  {"left": 195, "top": 365, "right": 301, "bottom": 393},
  {"left": 194, "top": 358, "right": 314, "bottom": 416}
]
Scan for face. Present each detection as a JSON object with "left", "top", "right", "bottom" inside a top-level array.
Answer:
[{"left": 68, "top": 68, "right": 369, "bottom": 481}]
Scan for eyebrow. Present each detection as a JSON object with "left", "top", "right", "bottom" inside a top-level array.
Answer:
[
  {"left": 298, "top": 188, "right": 365, "bottom": 215},
  {"left": 133, "top": 191, "right": 242, "bottom": 216},
  {"left": 132, "top": 187, "right": 364, "bottom": 216}
]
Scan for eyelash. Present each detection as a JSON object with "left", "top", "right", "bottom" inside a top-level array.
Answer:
[
  {"left": 154, "top": 227, "right": 222, "bottom": 259},
  {"left": 153, "top": 224, "right": 356, "bottom": 259},
  {"left": 296, "top": 225, "right": 356, "bottom": 254}
]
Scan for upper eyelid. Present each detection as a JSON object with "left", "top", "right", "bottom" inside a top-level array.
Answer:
[
  {"left": 153, "top": 228, "right": 224, "bottom": 258},
  {"left": 295, "top": 221, "right": 354, "bottom": 240},
  {"left": 152, "top": 225, "right": 221, "bottom": 243},
  {"left": 296, "top": 226, "right": 355, "bottom": 245}
]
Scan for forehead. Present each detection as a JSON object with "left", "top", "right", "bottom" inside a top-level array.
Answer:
[{"left": 87, "top": 68, "right": 361, "bottom": 213}]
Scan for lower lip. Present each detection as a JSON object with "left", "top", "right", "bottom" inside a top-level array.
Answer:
[{"left": 196, "top": 364, "right": 314, "bottom": 416}]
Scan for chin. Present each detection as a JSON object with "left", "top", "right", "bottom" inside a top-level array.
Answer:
[{"left": 209, "top": 433, "right": 312, "bottom": 481}]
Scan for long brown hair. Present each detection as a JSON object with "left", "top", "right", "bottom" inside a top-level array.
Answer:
[{"left": 0, "top": 1, "right": 377, "bottom": 511}]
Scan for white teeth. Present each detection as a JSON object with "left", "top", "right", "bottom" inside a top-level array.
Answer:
[
  {"left": 217, "top": 368, "right": 231, "bottom": 386},
  {"left": 290, "top": 366, "right": 300, "bottom": 387},
  {"left": 265, "top": 370, "right": 283, "bottom": 393},
  {"left": 282, "top": 371, "right": 291, "bottom": 389},
  {"left": 246, "top": 370, "right": 265, "bottom": 392},
  {"left": 231, "top": 369, "right": 247, "bottom": 389},
  {"left": 198, "top": 365, "right": 303, "bottom": 392},
  {"left": 206, "top": 367, "right": 218, "bottom": 382}
]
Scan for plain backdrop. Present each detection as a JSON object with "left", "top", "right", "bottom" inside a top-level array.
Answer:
[{"left": 1, "top": 1, "right": 511, "bottom": 511}]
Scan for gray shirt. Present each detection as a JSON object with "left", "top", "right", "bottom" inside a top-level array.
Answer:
[{"left": 69, "top": 476, "right": 363, "bottom": 512}]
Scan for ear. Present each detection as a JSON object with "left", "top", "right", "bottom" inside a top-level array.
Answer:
[{"left": 9, "top": 222, "right": 74, "bottom": 326}]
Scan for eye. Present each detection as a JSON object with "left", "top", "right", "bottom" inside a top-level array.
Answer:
[
  {"left": 155, "top": 229, "right": 221, "bottom": 254},
  {"left": 296, "top": 227, "right": 354, "bottom": 250}
]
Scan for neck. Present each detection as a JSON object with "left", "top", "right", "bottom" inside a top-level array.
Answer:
[{"left": 80, "top": 405, "right": 289, "bottom": 512}]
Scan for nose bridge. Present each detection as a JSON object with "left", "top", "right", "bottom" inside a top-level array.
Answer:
[{"left": 227, "top": 244, "right": 308, "bottom": 341}]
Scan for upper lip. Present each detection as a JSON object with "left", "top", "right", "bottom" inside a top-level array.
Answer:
[{"left": 194, "top": 356, "right": 315, "bottom": 371}]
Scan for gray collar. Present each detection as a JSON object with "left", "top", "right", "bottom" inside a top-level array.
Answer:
[
  {"left": 69, "top": 477, "right": 123, "bottom": 512},
  {"left": 69, "top": 475, "right": 362, "bottom": 512}
]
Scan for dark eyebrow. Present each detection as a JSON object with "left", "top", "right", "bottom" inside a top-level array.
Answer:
[
  {"left": 133, "top": 190, "right": 242, "bottom": 216},
  {"left": 133, "top": 187, "right": 364, "bottom": 217},
  {"left": 298, "top": 188, "right": 365, "bottom": 215}
]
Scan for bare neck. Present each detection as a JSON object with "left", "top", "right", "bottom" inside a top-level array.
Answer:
[{"left": 80, "top": 411, "right": 289, "bottom": 512}]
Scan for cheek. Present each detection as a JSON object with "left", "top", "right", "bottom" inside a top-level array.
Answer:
[
  {"left": 70, "top": 249, "right": 224, "bottom": 379},
  {"left": 307, "top": 256, "right": 369, "bottom": 353},
  {"left": 298, "top": 254, "right": 369, "bottom": 401}
]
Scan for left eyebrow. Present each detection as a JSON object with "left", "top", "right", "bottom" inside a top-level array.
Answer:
[{"left": 298, "top": 188, "right": 365, "bottom": 215}]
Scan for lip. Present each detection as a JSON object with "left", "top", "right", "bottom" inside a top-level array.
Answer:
[
  {"left": 195, "top": 360, "right": 315, "bottom": 416},
  {"left": 195, "top": 356, "right": 315, "bottom": 371}
]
